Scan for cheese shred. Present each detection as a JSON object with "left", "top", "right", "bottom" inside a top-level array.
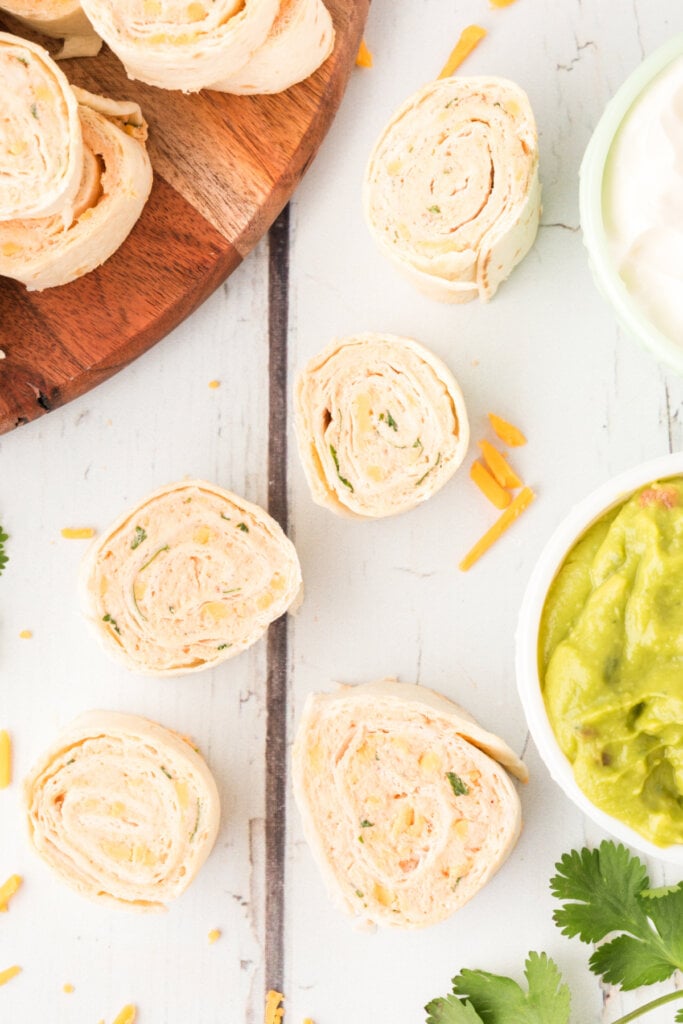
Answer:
[
  {"left": 265, "top": 990, "right": 285, "bottom": 1024},
  {"left": 488, "top": 413, "right": 527, "bottom": 447},
  {"left": 0, "top": 965, "right": 21, "bottom": 987},
  {"left": 438, "top": 25, "right": 487, "bottom": 78},
  {"left": 61, "top": 527, "right": 96, "bottom": 540},
  {"left": 0, "top": 730, "right": 11, "bottom": 789},
  {"left": 356, "top": 38, "right": 373, "bottom": 68},
  {"left": 112, "top": 1006, "right": 137, "bottom": 1024},
  {"left": 459, "top": 486, "right": 536, "bottom": 571},
  {"left": 0, "top": 874, "right": 22, "bottom": 912}
]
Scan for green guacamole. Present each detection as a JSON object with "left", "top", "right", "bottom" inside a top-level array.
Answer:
[{"left": 540, "top": 478, "right": 683, "bottom": 846}]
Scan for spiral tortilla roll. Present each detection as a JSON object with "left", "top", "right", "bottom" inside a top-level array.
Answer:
[
  {"left": 0, "top": 86, "right": 152, "bottom": 290},
  {"left": 294, "top": 333, "right": 469, "bottom": 519},
  {"left": 24, "top": 711, "right": 220, "bottom": 911},
  {"left": 363, "top": 77, "right": 541, "bottom": 303},
  {"left": 212, "top": 0, "right": 334, "bottom": 95},
  {"left": 0, "top": 32, "right": 83, "bottom": 222},
  {"left": 80, "top": 480, "right": 303, "bottom": 676},
  {"left": 78, "top": 0, "right": 279, "bottom": 92},
  {"left": 0, "top": 2, "right": 101, "bottom": 58},
  {"left": 292, "top": 679, "right": 527, "bottom": 929}
]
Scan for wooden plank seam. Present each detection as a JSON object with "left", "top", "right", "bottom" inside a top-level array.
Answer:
[{"left": 265, "top": 203, "right": 290, "bottom": 998}]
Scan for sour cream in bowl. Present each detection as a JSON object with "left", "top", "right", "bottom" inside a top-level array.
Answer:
[
  {"left": 580, "top": 35, "right": 683, "bottom": 375},
  {"left": 516, "top": 452, "right": 683, "bottom": 864}
]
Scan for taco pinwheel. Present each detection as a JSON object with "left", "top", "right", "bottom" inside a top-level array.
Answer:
[
  {"left": 363, "top": 76, "right": 541, "bottom": 303},
  {"left": 80, "top": 480, "right": 303, "bottom": 676},
  {"left": 292, "top": 678, "right": 527, "bottom": 929},
  {"left": 24, "top": 711, "right": 220, "bottom": 911},
  {"left": 294, "top": 333, "right": 469, "bottom": 518},
  {"left": 0, "top": 1, "right": 100, "bottom": 57},
  {"left": 0, "top": 82, "right": 153, "bottom": 290}
]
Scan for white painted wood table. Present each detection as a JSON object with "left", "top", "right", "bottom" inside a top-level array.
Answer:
[{"left": 3, "top": 1, "right": 683, "bottom": 1021}]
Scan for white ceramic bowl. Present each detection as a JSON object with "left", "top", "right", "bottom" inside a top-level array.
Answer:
[
  {"left": 516, "top": 452, "right": 683, "bottom": 863},
  {"left": 580, "top": 34, "right": 683, "bottom": 376}
]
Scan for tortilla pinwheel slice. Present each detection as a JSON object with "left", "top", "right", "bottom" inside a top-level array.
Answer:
[
  {"left": 0, "top": 2, "right": 101, "bottom": 58},
  {"left": 363, "top": 76, "right": 541, "bottom": 303},
  {"left": 0, "top": 32, "right": 83, "bottom": 223},
  {"left": 80, "top": 480, "right": 302, "bottom": 677},
  {"left": 292, "top": 678, "right": 527, "bottom": 929},
  {"left": 0, "top": 86, "right": 152, "bottom": 290},
  {"left": 294, "top": 333, "right": 469, "bottom": 518},
  {"left": 212, "top": 0, "right": 334, "bottom": 95},
  {"left": 24, "top": 712, "right": 220, "bottom": 911},
  {"left": 78, "top": 0, "right": 280, "bottom": 92}
]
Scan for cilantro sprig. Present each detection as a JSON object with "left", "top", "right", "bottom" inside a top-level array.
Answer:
[
  {"left": 0, "top": 526, "right": 7, "bottom": 576},
  {"left": 425, "top": 841, "right": 683, "bottom": 1024},
  {"left": 551, "top": 840, "right": 683, "bottom": 990},
  {"left": 426, "top": 953, "right": 570, "bottom": 1024}
]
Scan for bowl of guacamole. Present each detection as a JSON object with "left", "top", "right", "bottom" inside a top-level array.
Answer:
[{"left": 516, "top": 453, "right": 683, "bottom": 861}]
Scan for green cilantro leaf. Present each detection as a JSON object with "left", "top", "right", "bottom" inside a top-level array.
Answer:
[
  {"left": 675, "top": 1010, "right": 683, "bottom": 1022},
  {"left": 451, "top": 953, "right": 570, "bottom": 1024},
  {"left": 551, "top": 841, "right": 650, "bottom": 944},
  {"left": 425, "top": 995, "right": 483, "bottom": 1024},
  {"left": 329, "top": 444, "right": 354, "bottom": 492},
  {"left": 131, "top": 525, "right": 147, "bottom": 549},
  {"left": 551, "top": 841, "right": 683, "bottom": 990},
  {"left": 590, "top": 934, "right": 677, "bottom": 990},
  {"left": 446, "top": 771, "right": 469, "bottom": 796},
  {"left": 0, "top": 526, "right": 8, "bottom": 576}
]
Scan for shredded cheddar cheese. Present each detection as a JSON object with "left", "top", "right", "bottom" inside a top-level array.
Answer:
[
  {"left": 356, "top": 38, "right": 373, "bottom": 68},
  {"left": 438, "top": 25, "right": 487, "bottom": 78},
  {"left": 459, "top": 486, "right": 536, "bottom": 571},
  {"left": 0, "top": 875, "right": 22, "bottom": 911},
  {"left": 265, "top": 990, "right": 285, "bottom": 1024},
  {"left": 488, "top": 413, "right": 527, "bottom": 447},
  {"left": 470, "top": 461, "right": 511, "bottom": 510},
  {"left": 19, "top": 630, "right": 32, "bottom": 639},
  {"left": 208, "top": 380, "right": 221, "bottom": 389},
  {"left": 490, "top": 0, "right": 517, "bottom": 6},
  {"left": 0, "top": 965, "right": 21, "bottom": 987},
  {"left": 113, "top": 1005, "right": 137, "bottom": 1024},
  {"left": 63, "top": 983, "right": 75, "bottom": 993},
  {"left": 0, "top": 730, "right": 11, "bottom": 788},
  {"left": 61, "top": 527, "right": 96, "bottom": 540},
  {"left": 208, "top": 928, "right": 221, "bottom": 943},
  {"left": 478, "top": 440, "right": 522, "bottom": 489}
]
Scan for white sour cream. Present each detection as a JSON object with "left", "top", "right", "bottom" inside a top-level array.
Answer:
[{"left": 603, "top": 55, "right": 683, "bottom": 344}]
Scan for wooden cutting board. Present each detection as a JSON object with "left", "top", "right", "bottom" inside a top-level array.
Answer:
[{"left": 0, "top": 0, "right": 370, "bottom": 435}]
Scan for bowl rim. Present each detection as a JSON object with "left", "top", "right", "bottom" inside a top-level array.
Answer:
[
  {"left": 515, "top": 451, "right": 683, "bottom": 863},
  {"left": 579, "top": 34, "right": 683, "bottom": 377}
]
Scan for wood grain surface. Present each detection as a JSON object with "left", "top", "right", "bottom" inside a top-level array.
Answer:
[{"left": 0, "top": 0, "right": 369, "bottom": 435}]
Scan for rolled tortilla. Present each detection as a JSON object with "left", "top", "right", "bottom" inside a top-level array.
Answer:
[
  {"left": 0, "top": 32, "right": 82, "bottom": 222},
  {"left": 294, "top": 333, "right": 469, "bottom": 518},
  {"left": 78, "top": 0, "right": 279, "bottom": 92},
  {"left": 80, "top": 480, "right": 303, "bottom": 676},
  {"left": 363, "top": 76, "right": 541, "bottom": 303},
  {"left": 0, "top": 2, "right": 101, "bottom": 58},
  {"left": 212, "top": 0, "right": 334, "bottom": 95},
  {"left": 0, "top": 86, "right": 153, "bottom": 290},
  {"left": 24, "top": 711, "right": 220, "bottom": 911},
  {"left": 292, "top": 678, "right": 527, "bottom": 929}
]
